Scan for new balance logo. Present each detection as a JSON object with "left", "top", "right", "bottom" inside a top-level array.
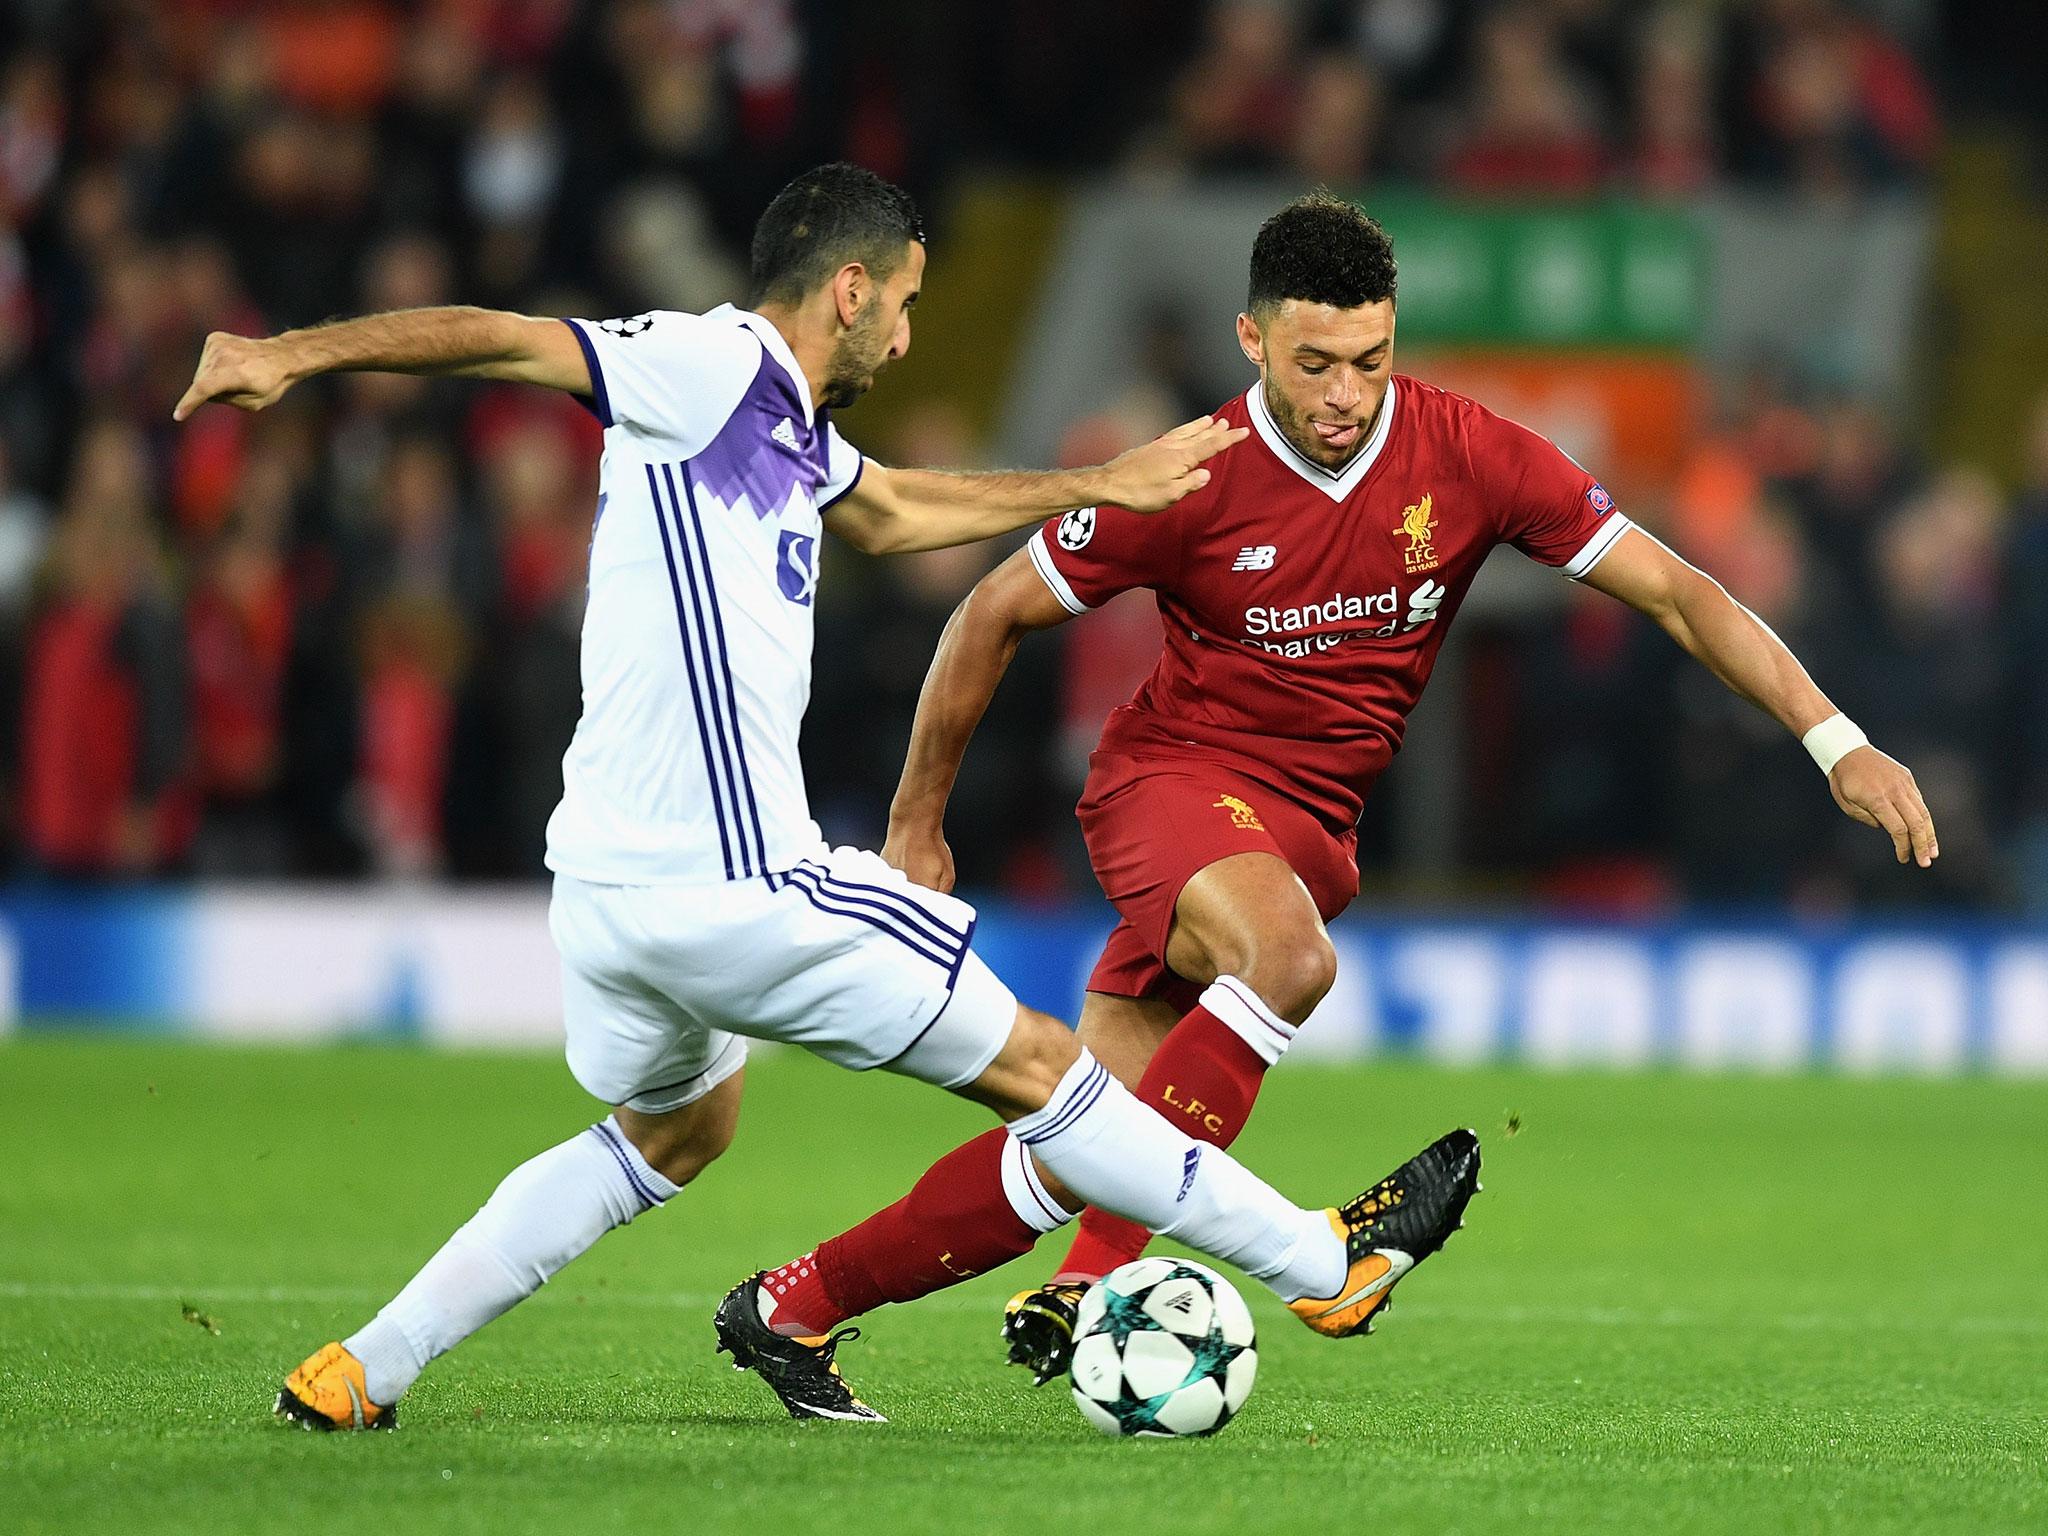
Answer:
[
  {"left": 1177, "top": 1147, "right": 1201, "bottom": 1203},
  {"left": 772, "top": 417, "right": 801, "bottom": 451},
  {"left": 1232, "top": 545, "right": 1277, "bottom": 572}
]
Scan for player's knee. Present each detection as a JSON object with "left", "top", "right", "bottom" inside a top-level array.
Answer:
[
  {"left": 966, "top": 1004, "right": 1083, "bottom": 1120},
  {"left": 1011, "top": 1006, "right": 1086, "bottom": 1107},
  {"left": 1236, "top": 928, "right": 1337, "bottom": 1024},
  {"left": 653, "top": 1116, "right": 736, "bottom": 1186},
  {"left": 619, "top": 1078, "right": 743, "bottom": 1187}
]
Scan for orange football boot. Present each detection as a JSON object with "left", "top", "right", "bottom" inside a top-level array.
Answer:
[
  {"left": 274, "top": 1341, "right": 397, "bottom": 1431},
  {"left": 1289, "top": 1128, "right": 1481, "bottom": 1338}
]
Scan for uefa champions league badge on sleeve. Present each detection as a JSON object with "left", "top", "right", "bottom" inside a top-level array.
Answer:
[
  {"left": 1587, "top": 483, "right": 1614, "bottom": 513},
  {"left": 598, "top": 314, "right": 656, "bottom": 338},
  {"left": 1057, "top": 507, "right": 1096, "bottom": 551}
]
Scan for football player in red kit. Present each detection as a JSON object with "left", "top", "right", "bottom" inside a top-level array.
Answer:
[{"left": 724, "top": 192, "right": 1937, "bottom": 1417}]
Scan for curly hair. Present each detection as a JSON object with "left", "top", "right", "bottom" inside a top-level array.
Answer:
[{"left": 1247, "top": 191, "right": 1397, "bottom": 317}]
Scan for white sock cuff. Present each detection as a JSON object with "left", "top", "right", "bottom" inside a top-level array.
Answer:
[
  {"left": 1201, "top": 976, "right": 1297, "bottom": 1067},
  {"left": 1001, "top": 1132, "right": 1077, "bottom": 1233},
  {"left": 590, "top": 1117, "right": 680, "bottom": 1210},
  {"left": 1009, "top": 1049, "right": 1112, "bottom": 1149}
]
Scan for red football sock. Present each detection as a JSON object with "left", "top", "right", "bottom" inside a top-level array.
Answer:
[
  {"left": 1052, "top": 999, "right": 1274, "bottom": 1282},
  {"left": 760, "top": 1127, "right": 1046, "bottom": 1337}
]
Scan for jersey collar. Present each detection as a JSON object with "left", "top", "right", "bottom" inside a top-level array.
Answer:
[
  {"left": 713, "top": 303, "right": 817, "bottom": 427},
  {"left": 1247, "top": 377, "right": 1397, "bottom": 503}
]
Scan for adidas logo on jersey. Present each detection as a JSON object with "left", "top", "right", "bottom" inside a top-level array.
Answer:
[
  {"left": 772, "top": 417, "right": 801, "bottom": 451},
  {"left": 1231, "top": 545, "right": 1277, "bottom": 572}
]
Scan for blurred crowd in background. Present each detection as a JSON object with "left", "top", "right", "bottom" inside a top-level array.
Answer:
[{"left": 0, "top": 0, "right": 2043, "bottom": 912}]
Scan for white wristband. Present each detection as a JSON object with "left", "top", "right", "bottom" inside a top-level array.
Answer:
[{"left": 1802, "top": 713, "right": 1869, "bottom": 775}]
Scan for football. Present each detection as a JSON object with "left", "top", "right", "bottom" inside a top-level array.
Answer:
[{"left": 1068, "top": 1257, "right": 1258, "bottom": 1438}]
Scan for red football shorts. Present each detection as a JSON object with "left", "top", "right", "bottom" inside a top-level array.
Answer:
[{"left": 1076, "top": 752, "right": 1361, "bottom": 1013}]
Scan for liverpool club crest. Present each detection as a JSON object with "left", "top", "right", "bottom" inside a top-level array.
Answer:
[{"left": 1397, "top": 493, "right": 1439, "bottom": 574}]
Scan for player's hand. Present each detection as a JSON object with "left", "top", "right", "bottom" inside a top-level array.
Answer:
[
  {"left": 1828, "top": 746, "right": 1938, "bottom": 867},
  {"left": 1098, "top": 415, "right": 1249, "bottom": 513},
  {"left": 173, "top": 332, "right": 300, "bottom": 421},
  {"left": 883, "top": 817, "right": 956, "bottom": 893}
]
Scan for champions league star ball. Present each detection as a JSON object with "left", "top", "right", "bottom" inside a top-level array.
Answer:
[{"left": 1069, "top": 1258, "right": 1258, "bottom": 1438}]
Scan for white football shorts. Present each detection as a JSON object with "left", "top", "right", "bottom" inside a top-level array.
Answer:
[{"left": 549, "top": 845, "right": 1019, "bottom": 1113}]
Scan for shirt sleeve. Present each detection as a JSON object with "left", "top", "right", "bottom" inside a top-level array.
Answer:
[
  {"left": 1482, "top": 411, "right": 1633, "bottom": 579},
  {"left": 563, "top": 311, "right": 760, "bottom": 445},
  {"left": 1027, "top": 503, "right": 1181, "bottom": 614},
  {"left": 819, "top": 417, "right": 865, "bottom": 508}
]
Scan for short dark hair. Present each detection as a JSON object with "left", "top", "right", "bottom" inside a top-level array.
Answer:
[
  {"left": 748, "top": 163, "right": 925, "bottom": 307},
  {"left": 1247, "top": 192, "right": 1397, "bottom": 318}
]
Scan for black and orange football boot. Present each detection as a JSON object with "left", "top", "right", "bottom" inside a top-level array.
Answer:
[
  {"left": 1289, "top": 1127, "right": 1482, "bottom": 1338},
  {"left": 274, "top": 1341, "right": 397, "bottom": 1431},
  {"left": 1000, "top": 1280, "right": 1093, "bottom": 1386},
  {"left": 713, "top": 1275, "right": 886, "bottom": 1422}
]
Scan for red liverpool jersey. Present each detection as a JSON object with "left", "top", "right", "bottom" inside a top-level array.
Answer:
[{"left": 1028, "top": 375, "right": 1631, "bottom": 831}]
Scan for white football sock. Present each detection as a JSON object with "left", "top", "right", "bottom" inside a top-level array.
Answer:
[
  {"left": 1009, "top": 1051, "right": 1343, "bottom": 1302},
  {"left": 1001, "top": 1129, "right": 1077, "bottom": 1233},
  {"left": 344, "top": 1117, "right": 678, "bottom": 1404},
  {"left": 1201, "top": 975, "right": 1299, "bottom": 1066}
]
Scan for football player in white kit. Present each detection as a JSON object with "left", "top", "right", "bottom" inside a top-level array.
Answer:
[{"left": 175, "top": 164, "right": 1479, "bottom": 1427}]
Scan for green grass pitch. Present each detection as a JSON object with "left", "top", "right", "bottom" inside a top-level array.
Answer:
[{"left": 2, "top": 1035, "right": 2043, "bottom": 1535}]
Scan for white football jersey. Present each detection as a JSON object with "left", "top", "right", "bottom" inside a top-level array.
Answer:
[{"left": 543, "top": 305, "right": 864, "bottom": 885}]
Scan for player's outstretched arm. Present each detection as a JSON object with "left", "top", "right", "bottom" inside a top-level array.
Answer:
[
  {"left": 824, "top": 415, "right": 1246, "bottom": 555},
  {"left": 1582, "top": 528, "right": 1938, "bottom": 867},
  {"left": 881, "top": 549, "right": 1075, "bottom": 890},
  {"left": 172, "top": 308, "right": 593, "bottom": 420}
]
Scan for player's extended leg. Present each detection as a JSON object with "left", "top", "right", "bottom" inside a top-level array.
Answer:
[
  {"left": 723, "top": 1002, "right": 1345, "bottom": 1379},
  {"left": 742, "top": 851, "right": 1330, "bottom": 1351},
  {"left": 979, "top": 1023, "right": 1479, "bottom": 1351},
  {"left": 997, "top": 851, "right": 1335, "bottom": 1376},
  {"left": 1053, "top": 849, "right": 1332, "bottom": 1278},
  {"left": 275, "top": 1071, "right": 743, "bottom": 1431},
  {"left": 721, "top": 993, "right": 1480, "bottom": 1418},
  {"left": 743, "top": 989, "right": 1173, "bottom": 1346}
]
